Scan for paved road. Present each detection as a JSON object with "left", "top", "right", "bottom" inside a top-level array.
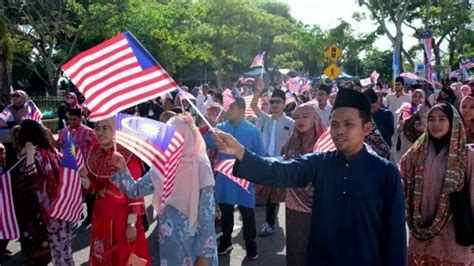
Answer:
[{"left": 2, "top": 197, "right": 287, "bottom": 266}]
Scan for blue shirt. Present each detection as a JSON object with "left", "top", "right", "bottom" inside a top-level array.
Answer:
[
  {"left": 206, "top": 119, "right": 265, "bottom": 208},
  {"left": 233, "top": 146, "right": 407, "bottom": 266},
  {"left": 372, "top": 107, "right": 395, "bottom": 147}
]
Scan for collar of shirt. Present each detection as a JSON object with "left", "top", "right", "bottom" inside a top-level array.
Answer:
[{"left": 334, "top": 145, "right": 369, "bottom": 164}]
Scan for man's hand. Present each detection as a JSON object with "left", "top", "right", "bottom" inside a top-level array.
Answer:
[
  {"left": 256, "top": 78, "right": 265, "bottom": 93},
  {"left": 213, "top": 129, "right": 245, "bottom": 161},
  {"left": 111, "top": 152, "right": 127, "bottom": 171}
]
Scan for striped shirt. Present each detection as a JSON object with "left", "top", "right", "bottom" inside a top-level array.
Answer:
[{"left": 58, "top": 125, "right": 96, "bottom": 159}]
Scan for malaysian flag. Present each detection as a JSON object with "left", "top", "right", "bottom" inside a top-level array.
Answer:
[
  {"left": 215, "top": 159, "right": 249, "bottom": 191},
  {"left": 50, "top": 121, "right": 84, "bottom": 223},
  {"left": 400, "top": 72, "right": 425, "bottom": 82},
  {"left": 397, "top": 102, "right": 416, "bottom": 121},
  {"left": 287, "top": 77, "right": 311, "bottom": 94},
  {"left": 0, "top": 108, "right": 12, "bottom": 124},
  {"left": 115, "top": 114, "right": 185, "bottom": 203},
  {"left": 0, "top": 172, "right": 20, "bottom": 239},
  {"left": 26, "top": 99, "right": 43, "bottom": 122},
  {"left": 370, "top": 70, "right": 380, "bottom": 83},
  {"left": 178, "top": 90, "right": 196, "bottom": 101},
  {"left": 423, "top": 30, "right": 434, "bottom": 83},
  {"left": 238, "top": 76, "right": 255, "bottom": 85},
  {"left": 62, "top": 31, "right": 179, "bottom": 122},
  {"left": 222, "top": 89, "right": 235, "bottom": 111},
  {"left": 462, "top": 61, "right": 474, "bottom": 69},
  {"left": 250, "top": 52, "right": 265, "bottom": 68},
  {"left": 313, "top": 129, "right": 336, "bottom": 152}
]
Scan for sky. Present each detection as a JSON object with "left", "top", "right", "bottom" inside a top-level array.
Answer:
[{"left": 281, "top": 0, "right": 420, "bottom": 58}]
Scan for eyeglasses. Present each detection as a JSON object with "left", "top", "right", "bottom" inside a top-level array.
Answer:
[{"left": 270, "top": 99, "right": 283, "bottom": 104}]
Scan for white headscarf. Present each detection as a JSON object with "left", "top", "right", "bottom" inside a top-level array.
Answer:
[{"left": 149, "top": 114, "right": 215, "bottom": 232}]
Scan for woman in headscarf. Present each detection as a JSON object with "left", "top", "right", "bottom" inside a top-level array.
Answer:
[
  {"left": 14, "top": 120, "right": 73, "bottom": 265},
  {"left": 6, "top": 90, "right": 29, "bottom": 125},
  {"left": 281, "top": 103, "right": 326, "bottom": 266},
  {"left": 80, "top": 117, "right": 150, "bottom": 265},
  {"left": 396, "top": 89, "right": 430, "bottom": 161},
  {"left": 109, "top": 114, "right": 218, "bottom": 266},
  {"left": 461, "top": 85, "right": 472, "bottom": 98},
  {"left": 399, "top": 103, "right": 474, "bottom": 265},
  {"left": 461, "top": 94, "right": 474, "bottom": 143}
]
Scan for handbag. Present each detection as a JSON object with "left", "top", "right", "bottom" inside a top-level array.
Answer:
[{"left": 450, "top": 172, "right": 474, "bottom": 246}]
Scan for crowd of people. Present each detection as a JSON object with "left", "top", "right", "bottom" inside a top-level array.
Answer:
[{"left": 0, "top": 72, "right": 473, "bottom": 265}]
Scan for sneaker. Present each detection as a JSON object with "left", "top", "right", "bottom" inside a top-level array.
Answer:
[
  {"left": 245, "top": 245, "right": 258, "bottom": 260},
  {"left": 217, "top": 240, "right": 233, "bottom": 255},
  {"left": 258, "top": 223, "right": 276, "bottom": 237}
]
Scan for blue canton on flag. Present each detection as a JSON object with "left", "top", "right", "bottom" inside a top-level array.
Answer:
[
  {"left": 115, "top": 113, "right": 185, "bottom": 204},
  {"left": 50, "top": 121, "right": 84, "bottom": 223}
]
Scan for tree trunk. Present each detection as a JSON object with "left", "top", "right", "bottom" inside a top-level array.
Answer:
[
  {"left": 448, "top": 38, "right": 456, "bottom": 70},
  {"left": 216, "top": 58, "right": 224, "bottom": 88},
  {"left": 0, "top": 16, "right": 11, "bottom": 106}
]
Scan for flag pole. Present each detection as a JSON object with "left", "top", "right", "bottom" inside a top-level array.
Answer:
[
  {"left": 7, "top": 154, "right": 27, "bottom": 174},
  {"left": 215, "top": 107, "right": 225, "bottom": 122},
  {"left": 180, "top": 89, "right": 215, "bottom": 132}
]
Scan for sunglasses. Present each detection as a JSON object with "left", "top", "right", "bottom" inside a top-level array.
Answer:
[
  {"left": 270, "top": 99, "right": 284, "bottom": 104},
  {"left": 11, "top": 94, "right": 20, "bottom": 98}
]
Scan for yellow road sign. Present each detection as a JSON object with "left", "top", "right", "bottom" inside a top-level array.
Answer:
[
  {"left": 324, "top": 63, "right": 342, "bottom": 80},
  {"left": 325, "top": 44, "right": 342, "bottom": 61}
]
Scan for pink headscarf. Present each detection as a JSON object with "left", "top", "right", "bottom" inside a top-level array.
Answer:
[
  {"left": 281, "top": 103, "right": 326, "bottom": 156},
  {"left": 149, "top": 114, "right": 214, "bottom": 232}
]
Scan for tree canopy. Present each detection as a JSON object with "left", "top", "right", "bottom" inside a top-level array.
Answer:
[{"left": 0, "top": 0, "right": 471, "bottom": 99}]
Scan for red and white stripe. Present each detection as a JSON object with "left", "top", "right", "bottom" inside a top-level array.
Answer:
[
  {"left": 214, "top": 159, "right": 249, "bottom": 191},
  {"left": 50, "top": 149, "right": 84, "bottom": 223},
  {"left": 62, "top": 32, "right": 179, "bottom": 121},
  {"left": 243, "top": 95, "right": 255, "bottom": 117},
  {"left": 250, "top": 52, "right": 265, "bottom": 68},
  {"left": 0, "top": 172, "right": 20, "bottom": 239},
  {"left": 222, "top": 89, "right": 235, "bottom": 111},
  {"left": 115, "top": 130, "right": 185, "bottom": 203},
  {"left": 313, "top": 129, "right": 336, "bottom": 152},
  {"left": 462, "top": 62, "right": 474, "bottom": 69}
]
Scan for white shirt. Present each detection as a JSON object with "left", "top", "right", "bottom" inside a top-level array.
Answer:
[
  {"left": 315, "top": 103, "right": 332, "bottom": 127},
  {"left": 196, "top": 94, "right": 213, "bottom": 116}
]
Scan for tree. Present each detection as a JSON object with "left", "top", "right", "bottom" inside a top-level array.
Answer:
[
  {"left": 4, "top": 0, "right": 85, "bottom": 95},
  {"left": 405, "top": 0, "right": 472, "bottom": 76},
  {"left": 357, "top": 0, "right": 424, "bottom": 77},
  {"left": 360, "top": 49, "right": 393, "bottom": 82},
  {"left": 323, "top": 20, "right": 376, "bottom": 77}
]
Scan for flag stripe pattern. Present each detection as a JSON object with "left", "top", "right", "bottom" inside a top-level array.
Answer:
[
  {"left": 49, "top": 122, "right": 84, "bottom": 223},
  {"left": 214, "top": 159, "right": 249, "bottom": 191},
  {"left": 462, "top": 62, "right": 474, "bottom": 69},
  {"left": 250, "top": 52, "right": 265, "bottom": 68},
  {"left": 242, "top": 95, "right": 255, "bottom": 117},
  {"left": 25, "top": 100, "right": 43, "bottom": 122},
  {"left": 0, "top": 172, "right": 20, "bottom": 239},
  {"left": 115, "top": 114, "right": 185, "bottom": 203},
  {"left": 222, "top": 89, "right": 235, "bottom": 111},
  {"left": 62, "top": 31, "right": 179, "bottom": 122},
  {"left": 313, "top": 129, "right": 336, "bottom": 152}
]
